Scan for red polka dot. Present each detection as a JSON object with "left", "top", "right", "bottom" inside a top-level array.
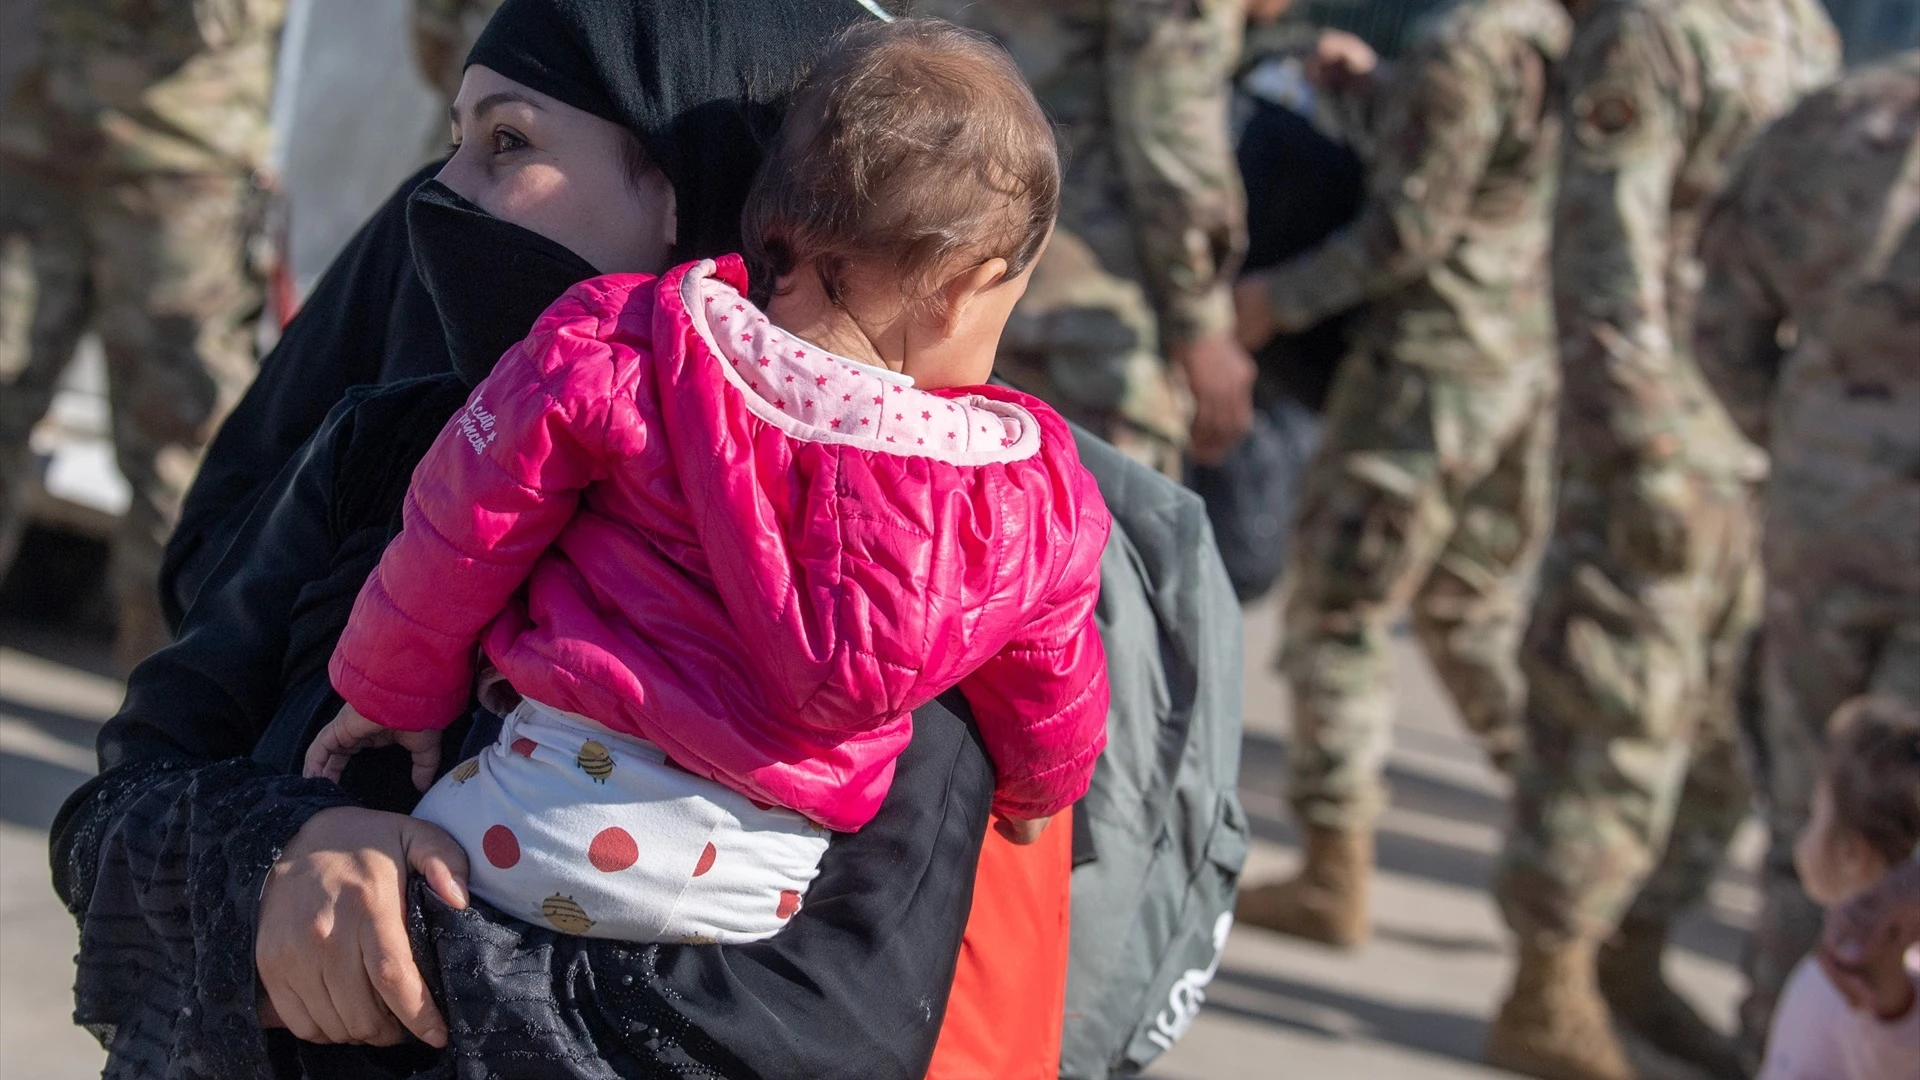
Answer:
[
  {"left": 693, "top": 842, "right": 717, "bottom": 878},
  {"left": 588, "top": 827, "right": 638, "bottom": 873},
  {"left": 777, "top": 890, "right": 801, "bottom": 919},
  {"left": 511, "top": 737, "right": 537, "bottom": 758},
  {"left": 483, "top": 825, "right": 521, "bottom": 869}
]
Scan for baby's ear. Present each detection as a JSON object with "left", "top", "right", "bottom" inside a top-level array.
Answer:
[{"left": 931, "top": 258, "right": 1013, "bottom": 337}]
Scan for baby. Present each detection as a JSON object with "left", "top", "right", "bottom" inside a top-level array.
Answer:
[
  {"left": 304, "top": 19, "right": 1112, "bottom": 943},
  {"left": 1757, "top": 696, "right": 1920, "bottom": 1079}
]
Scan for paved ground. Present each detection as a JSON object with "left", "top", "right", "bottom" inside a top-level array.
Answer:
[{"left": 0, "top": 598, "right": 1759, "bottom": 1079}]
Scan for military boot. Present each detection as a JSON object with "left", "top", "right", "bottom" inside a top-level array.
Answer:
[
  {"left": 1485, "top": 936, "right": 1636, "bottom": 1080},
  {"left": 1598, "top": 917, "right": 1746, "bottom": 1080},
  {"left": 1234, "top": 824, "right": 1372, "bottom": 948}
]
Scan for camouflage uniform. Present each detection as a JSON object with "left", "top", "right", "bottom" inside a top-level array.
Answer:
[
  {"left": 0, "top": 0, "right": 282, "bottom": 669},
  {"left": 412, "top": 0, "right": 502, "bottom": 103},
  {"left": 1493, "top": 0, "right": 1838, "bottom": 951},
  {"left": 1692, "top": 51, "right": 1920, "bottom": 1050},
  {"left": 913, "top": 0, "right": 1248, "bottom": 476},
  {"left": 1257, "top": 0, "right": 1570, "bottom": 831}
]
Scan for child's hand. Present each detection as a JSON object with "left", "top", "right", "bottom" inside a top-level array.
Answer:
[
  {"left": 304, "top": 704, "right": 444, "bottom": 793},
  {"left": 994, "top": 814, "right": 1053, "bottom": 846}
]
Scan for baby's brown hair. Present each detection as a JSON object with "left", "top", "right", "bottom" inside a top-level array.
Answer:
[
  {"left": 1824, "top": 696, "right": 1920, "bottom": 866},
  {"left": 742, "top": 18, "right": 1059, "bottom": 318}
]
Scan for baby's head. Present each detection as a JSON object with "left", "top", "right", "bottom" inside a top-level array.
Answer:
[
  {"left": 743, "top": 18, "right": 1059, "bottom": 389},
  {"left": 1795, "top": 696, "right": 1920, "bottom": 907}
]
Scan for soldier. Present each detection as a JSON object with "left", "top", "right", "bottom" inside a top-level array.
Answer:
[
  {"left": 412, "top": 0, "right": 502, "bottom": 105},
  {"left": 1227, "top": 0, "right": 1571, "bottom": 949},
  {"left": 1486, "top": 2, "right": 1838, "bottom": 1079},
  {"left": 910, "top": 0, "right": 1257, "bottom": 476},
  {"left": 1692, "top": 52, "right": 1920, "bottom": 1064},
  {"left": 0, "top": 0, "right": 283, "bottom": 671}
]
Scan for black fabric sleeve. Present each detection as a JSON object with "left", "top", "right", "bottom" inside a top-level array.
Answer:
[
  {"left": 417, "top": 690, "right": 992, "bottom": 1080},
  {"left": 49, "top": 389, "right": 400, "bottom": 1078},
  {"left": 161, "top": 162, "right": 452, "bottom": 626}
]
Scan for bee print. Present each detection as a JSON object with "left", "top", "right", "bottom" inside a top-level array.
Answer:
[
  {"left": 541, "top": 894, "right": 595, "bottom": 934},
  {"left": 451, "top": 758, "right": 480, "bottom": 783},
  {"left": 576, "top": 740, "right": 614, "bottom": 782}
]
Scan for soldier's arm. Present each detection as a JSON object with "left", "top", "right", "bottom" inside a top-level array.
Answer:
[
  {"left": 1693, "top": 172, "right": 1786, "bottom": 446},
  {"left": 1249, "top": 36, "right": 1505, "bottom": 334},
  {"left": 1105, "top": 0, "right": 1248, "bottom": 346},
  {"left": 1550, "top": 6, "right": 1694, "bottom": 467}
]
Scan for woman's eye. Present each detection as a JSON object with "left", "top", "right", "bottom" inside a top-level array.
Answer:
[{"left": 491, "top": 127, "right": 529, "bottom": 155}]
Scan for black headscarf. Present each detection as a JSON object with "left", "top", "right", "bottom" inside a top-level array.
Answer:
[
  {"left": 467, "top": 0, "right": 885, "bottom": 262},
  {"left": 402, "top": 0, "right": 884, "bottom": 385}
]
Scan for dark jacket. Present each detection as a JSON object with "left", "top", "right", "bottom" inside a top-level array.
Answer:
[{"left": 161, "top": 164, "right": 452, "bottom": 626}]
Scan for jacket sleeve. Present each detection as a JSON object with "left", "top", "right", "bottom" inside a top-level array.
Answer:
[
  {"left": 1105, "top": 0, "right": 1248, "bottom": 345},
  {"left": 1549, "top": 6, "right": 1693, "bottom": 467},
  {"left": 957, "top": 468, "right": 1113, "bottom": 821},
  {"left": 52, "top": 400, "right": 379, "bottom": 1079},
  {"left": 1258, "top": 37, "right": 1505, "bottom": 333},
  {"left": 328, "top": 306, "right": 629, "bottom": 731}
]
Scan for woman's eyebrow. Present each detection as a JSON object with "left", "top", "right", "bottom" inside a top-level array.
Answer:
[{"left": 454, "top": 90, "right": 547, "bottom": 127}]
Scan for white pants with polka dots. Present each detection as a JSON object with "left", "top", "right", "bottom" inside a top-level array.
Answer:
[{"left": 411, "top": 697, "right": 829, "bottom": 942}]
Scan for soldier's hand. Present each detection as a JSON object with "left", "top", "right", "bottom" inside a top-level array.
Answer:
[
  {"left": 1233, "top": 276, "right": 1284, "bottom": 353},
  {"left": 1172, "top": 332, "right": 1257, "bottom": 467},
  {"left": 1306, "top": 30, "right": 1378, "bottom": 93}
]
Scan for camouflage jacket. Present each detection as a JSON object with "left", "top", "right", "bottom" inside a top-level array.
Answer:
[
  {"left": 1257, "top": 0, "right": 1571, "bottom": 374},
  {"left": 20, "top": 0, "right": 285, "bottom": 174},
  {"left": 1551, "top": 0, "right": 1838, "bottom": 477},
  {"left": 1695, "top": 49, "right": 1920, "bottom": 446},
  {"left": 914, "top": 0, "right": 1248, "bottom": 346}
]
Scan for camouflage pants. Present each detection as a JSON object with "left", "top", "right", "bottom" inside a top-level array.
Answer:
[
  {"left": 1495, "top": 467, "right": 1762, "bottom": 944},
  {"left": 1279, "top": 350, "right": 1557, "bottom": 830},
  {"left": 0, "top": 154, "right": 261, "bottom": 668},
  {"left": 995, "top": 229, "right": 1191, "bottom": 479},
  {"left": 1736, "top": 367, "right": 1920, "bottom": 1051}
]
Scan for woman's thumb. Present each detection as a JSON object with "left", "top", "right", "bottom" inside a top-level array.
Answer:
[{"left": 402, "top": 820, "right": 471, "bottom": 910}]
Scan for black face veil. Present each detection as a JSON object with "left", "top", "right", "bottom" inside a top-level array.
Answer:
[{"left": 410, "top": 0, "right": 887, "bottom": 385}]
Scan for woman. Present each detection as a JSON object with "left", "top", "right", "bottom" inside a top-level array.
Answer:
[{"left": 53, "top": 1, "right": 1070, "bottom": 1076}]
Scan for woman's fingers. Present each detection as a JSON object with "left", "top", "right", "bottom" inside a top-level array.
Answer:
[
  {"left": 364, "top": 907, "right": 446, "bottom": 1048},
  {"left": 404, "top": 818, "right": 471, "bottom": 910},
  {"left": 325, "top": 942, "right": 410, "bottom": 1046}
]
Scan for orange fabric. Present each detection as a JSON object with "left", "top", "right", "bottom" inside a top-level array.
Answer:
[{"left": 926, "top": 808, "right": 1074, "bottom": 1080}]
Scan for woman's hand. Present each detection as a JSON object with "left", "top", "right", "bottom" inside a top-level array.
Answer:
[
  {"left": 305, "top": 703, "right": 444, "bottom": 792},
  {"left": 256, "top": 806, "right": 470, "bottom": 1047}
]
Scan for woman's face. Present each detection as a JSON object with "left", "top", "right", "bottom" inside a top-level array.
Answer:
[{"left": 439, "top": 65, "right": 678, "bottom": 275}]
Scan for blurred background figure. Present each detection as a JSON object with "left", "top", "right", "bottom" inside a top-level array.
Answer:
[
  {"left": 410, "top": 0, "right": 501, "bottom": 105},
  {"left": 0, "top": 0, "right": 286, "bottom": 673},
  {"left": 1487, "top": 2, "right": 1839, "bottom": 1079},
  {"left": 1230, "top": 0, "right": 1569, "bottom": 952},
  {"left": 1692, "top": 49, "right": 1920, "bottom": 1064},
  {"left": 912, "top": 0, "right": 1258, "bottom": 478}
]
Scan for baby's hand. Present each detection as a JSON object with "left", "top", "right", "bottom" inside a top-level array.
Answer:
[
  {"left": 303, "top": 703, "right": 444, "bottom": 793},
  {"left": 994, "top": 814, "right": 1054, "bottom": 846}
]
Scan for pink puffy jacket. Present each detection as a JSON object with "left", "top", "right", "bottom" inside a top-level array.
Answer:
[{"left": 329, "top": 256, "right": 1112, "bottom": 831}]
